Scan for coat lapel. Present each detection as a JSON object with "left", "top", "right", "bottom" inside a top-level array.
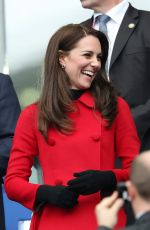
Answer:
[
  {"left": 81, "top": 17, "right": 93, "bottom": 27},
  {"left": 110, "top": 4, "right": 139, "bottom": 69}
]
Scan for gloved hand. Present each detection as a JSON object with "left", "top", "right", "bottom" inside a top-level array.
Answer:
[
  {"left": 67, "top": 170, "right": 117, "bottom": 195},
  {"left": 35, "top": 185, "right": 79, "bottom": 209}
]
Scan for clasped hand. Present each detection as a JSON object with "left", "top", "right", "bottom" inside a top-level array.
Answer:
[
  {"left": 39, "top": 170, "right": 116, "bottom": 210},
  {"left": 67, "top": 170, "right": 116, "bottom": 195}
]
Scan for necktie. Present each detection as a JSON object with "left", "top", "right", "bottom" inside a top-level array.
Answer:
[
  {"left": 96, "top": 15, "right": 110, "bottom": 75},
  {"left": 97, "top": 14, "right": 110, "bottom": 35}
]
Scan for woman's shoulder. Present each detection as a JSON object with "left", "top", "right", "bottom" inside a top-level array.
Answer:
[
  {"left": 20, "top": 103, "right": 39, "bottom": 120},
  {"left": 117, "top": 96, "right": 131, "bottom": 113},
  {"left": 22, "top": 102, "right": 38, "bottom": 111},
  {"left": 15, "top": 103, "right": 39, "bottom": 133},
  {"left": 117, "top": 96, "right": 130, "bottom": 108}
]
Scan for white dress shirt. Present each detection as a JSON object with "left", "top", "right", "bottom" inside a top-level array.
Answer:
[{"left": 93, "top": 0, "right": 129, "bottom": 77}]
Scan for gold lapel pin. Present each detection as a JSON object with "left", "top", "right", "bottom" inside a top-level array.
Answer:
[{"left": 128, "top": 23, "right": 135, "bottom": 29}]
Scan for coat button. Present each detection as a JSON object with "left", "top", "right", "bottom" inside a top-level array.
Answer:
[
  {"left": 91, "top": 135, "right": 100, "bottom": 142},
  {"left": 48, "top": 138, "right": 56, "bottom": 146},
  {"left": 55, "top": 179, "right": 63, "bottom": 185}
]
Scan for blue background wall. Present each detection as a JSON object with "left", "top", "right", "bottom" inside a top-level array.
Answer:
[{"left": 3, "top": 186, "right": 31, "bottom": 230}]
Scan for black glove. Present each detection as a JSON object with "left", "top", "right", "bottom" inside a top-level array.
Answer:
[
  {"left": 67, "top": 170, "right": 117, "bottom": 195},
  {"left": 34, "top": 185, "right": 78, "bottom": 210}
]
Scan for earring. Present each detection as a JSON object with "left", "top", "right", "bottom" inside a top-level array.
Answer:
[{"left": 61, "top": 64, "right": 65, "bottom": 69}]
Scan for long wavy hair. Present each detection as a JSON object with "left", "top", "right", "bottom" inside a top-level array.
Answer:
[{"left": 38, "top": 24, "right": 117, "bottom": 141}]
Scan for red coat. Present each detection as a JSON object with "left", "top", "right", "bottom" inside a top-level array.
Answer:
[{"left": 4, "top": 92, "right": 140, "bottom": 230}]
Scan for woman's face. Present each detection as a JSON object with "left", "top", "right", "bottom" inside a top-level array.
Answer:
[{"left": 60, "top": 35, "right": 102, "bottom": 90}]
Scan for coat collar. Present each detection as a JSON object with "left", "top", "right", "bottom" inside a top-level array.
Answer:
[{"left": 78, "top": 91, "right": 95, "bottom": 108}]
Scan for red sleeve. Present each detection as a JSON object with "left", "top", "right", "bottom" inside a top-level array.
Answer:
[
  {"left": 112, "top": 97, "right": 140, "bottom": 181},
  {"left": 4, "top": 104, "right": 40, "bottom": 210}
]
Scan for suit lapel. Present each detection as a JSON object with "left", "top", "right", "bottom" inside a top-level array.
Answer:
[
  {"left": 110, "top": 4, "right": 139, "bottom": 69},
  {"left": 81, "top": 17, "right": 93, "bottom": 27}
]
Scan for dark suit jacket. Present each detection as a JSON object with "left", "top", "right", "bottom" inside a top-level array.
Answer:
[
  {"left": 98, "top": 211, "right": 150, "bottom": 230},
  {"left": 82, "top": 4, "right": 150, "bottom": 151},
  {"left": 0, "top": 73, "right": 20, "bottom": 230}
]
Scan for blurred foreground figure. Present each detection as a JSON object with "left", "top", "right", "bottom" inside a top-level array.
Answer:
[{"left": 96, "top": 150, "right": 150, "bottom": 230}]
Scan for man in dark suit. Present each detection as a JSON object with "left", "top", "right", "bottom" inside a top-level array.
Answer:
[
  {"left": 0, "top": 73, "right": 20, "bottom": 230},
  {"left": 80, "top": 0, "right": 150, "bottom": 151},
  {"left": 95, "top": 150, "right": 150, "bottom": 230}
]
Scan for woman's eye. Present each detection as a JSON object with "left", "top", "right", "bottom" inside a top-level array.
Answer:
[
  {"left": 83, "top": 53, "right": 92, "bottom": 57},
  {"left": 83, "top": 53, "right": 102, "bottom": 62},
  {"left": 97, "top": 55, "right": 102, "bottom": 61}
]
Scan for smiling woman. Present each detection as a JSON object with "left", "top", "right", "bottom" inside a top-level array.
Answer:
[
  {"left": 4, "top": 24, "right": 140, "bottom": 230},
  {"left": 59, "top": 35, "right": 102, "bottom": 90}
]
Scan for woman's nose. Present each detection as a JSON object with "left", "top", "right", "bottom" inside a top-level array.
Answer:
[{"left": 91, "top": 58, "right": 100, "bottom": 68}]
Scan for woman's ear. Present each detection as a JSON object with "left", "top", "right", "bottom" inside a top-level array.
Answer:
[{"left": 58, "top": 50, "right": 66, "bottom": 67}]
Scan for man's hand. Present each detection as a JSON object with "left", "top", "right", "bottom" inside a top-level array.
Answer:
[{"left": 95, "top": 191, "right": 124, "bottom": 229}]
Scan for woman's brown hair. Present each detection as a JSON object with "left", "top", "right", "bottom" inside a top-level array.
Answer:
[{"left": 38, "top": 24, "right": 117, "bottom": 141}]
